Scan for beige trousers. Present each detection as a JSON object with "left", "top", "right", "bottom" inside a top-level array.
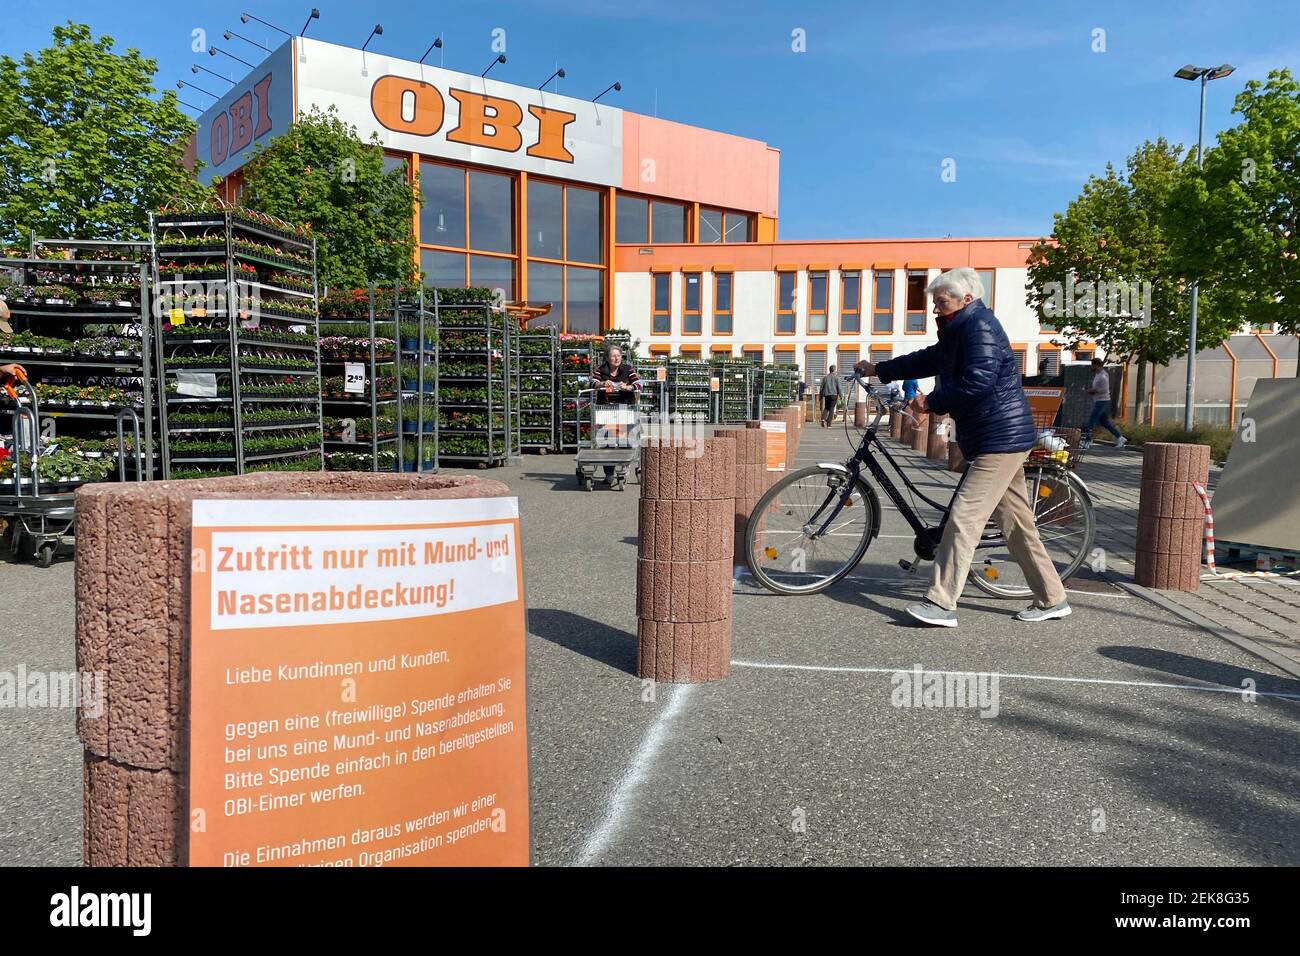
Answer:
[{"left": 927, "top": 450, "right": 1068, "bottom": 611}]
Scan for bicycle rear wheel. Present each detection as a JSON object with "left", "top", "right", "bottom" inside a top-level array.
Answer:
[
  {"left": 745, "top": 465, "right": 877, "bottom": 595},
  {"left": 967, "top": 465, "right": 1095, "bottom": 598}
]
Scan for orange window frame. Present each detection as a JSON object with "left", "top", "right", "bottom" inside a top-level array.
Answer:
[
  {"left": 807, "top": 270, "right": 829, "bottom": 334},
  {"left": 651, "top": 270, "right": 672, "bottom": 335},
  {"left": 743, "top": 345, "right": 765, "bottom": 363},
  {"left": 681, "top": 271, "right": 703, "bottom": 335},
  {"left": 773, "top": 347, "right": 795, "bottom": 368},
  {"left": 871, "top": 271, "right": 894, "bottom": 334},
  {"left": 712, "top": 271, "right": 734, "bottom": 336},
  {"left": 904, "top": 270, "right": 928, "bottom": 335},
  {"left": 839, "top": 270, "right": 862, "bottom": 334},
  {"left": 1011, "top": 344, "right": 1028, "bottom": 375},
  {"left": 976, "top": 268, "right": 996, "bottom": 310},
  {"left": 1037, "top": 343, "right": 1061, "bottom": 376},
  {"left": 775, "top": 269, "right": 797, "bottom": 336},
  {"left": 417, "top": 158, "right": 519, "bottom": 290}
]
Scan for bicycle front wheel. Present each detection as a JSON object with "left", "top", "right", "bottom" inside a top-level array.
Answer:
[
  {"left": 745, "top": 465, "right": 877, "bottom": 595},
  {"left": 968, "top": 465, "right": 1096, "bottom": 599}
]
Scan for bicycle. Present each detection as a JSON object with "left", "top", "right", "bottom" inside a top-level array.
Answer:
[{"left": 745, "top": 377, "right": 1096, "bottom": 598}]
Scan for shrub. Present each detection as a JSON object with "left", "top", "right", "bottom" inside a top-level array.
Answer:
[{"left": 1114, "top": 420, "right": 1235, "bottom": 465}]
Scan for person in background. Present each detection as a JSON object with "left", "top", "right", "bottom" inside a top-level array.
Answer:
[
  {"left": 854, "top": 267, "right": 1069, "bottom": 628},
  {"left": 903, "top": 378, "right": 921, "bottom": 403},
  {"left": 820, "top": 365, "right": 843, "bottom": 427},
  {"left": 590, "top": 344, "right": 642, "bottom": 484},
  {"left": 798, "top": 378, "right": 808, "bottom": 402},
  {"left": 1081, "top": 358, "right": 1126, "bottom": 450}
]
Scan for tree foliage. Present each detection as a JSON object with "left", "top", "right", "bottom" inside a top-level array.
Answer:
[
  {"left": 1166, "top": 69, "right": 1300, "bottom": 337},
  {"left": 236, "top": 107, "right": 419, "bottom": 291},
  {"left": 0, "top": 21, "right": 209, "bottom": 246}
]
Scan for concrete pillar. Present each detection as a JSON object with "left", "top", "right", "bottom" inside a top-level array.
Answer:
[
  {"left": 927, "top": 413, "right": 949, "bottom": 460},
  {"left": 1134, "top": 443, "right": 1211, "bottom": 591},
  {"left": 854, "top": 401, "right": 867, "bottom": 427},
  {"left": 890, "top": 409, "right": 903, "bottom": 440},
  {"left": 909, "top": 411, "right": 930, "bottom": 454},
  {"left": 74, "top": 472, "right": 510, "bottom": 866},
  {"left": 947, "top": 440, "right": 965, "bottom": 473},
  {"left": 713, "top": 426, "right": 767, "bottom": 570},
  {"left": 637, "top": 437, "right": 735, "bottom": 681}
]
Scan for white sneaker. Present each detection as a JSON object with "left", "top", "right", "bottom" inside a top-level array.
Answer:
[{"left": 1115, "top": 436, "right": 1128, "bottom": 449}]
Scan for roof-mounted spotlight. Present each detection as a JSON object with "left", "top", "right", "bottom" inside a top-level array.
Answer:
[
  {"left": 239, "top": 12, "right": 291, "bottom": 36},
  {"left": 540, "top": 68, "right": 566, "bottom": 90},
  {"left": 362, "top": 23, "right": 383, "bottom": 52},
  {"left": 592, "top": 81, "right": 621, "bottom": 102},
  {"left": 419, "top": 37, "right": 444, "bottom": 65},
  {"left": 482, "top": 53, "right": 506, "bottom": 77}
]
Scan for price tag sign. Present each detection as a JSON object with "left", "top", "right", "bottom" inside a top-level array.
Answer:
[
  {"left": 710, "top": 377, "right": 720, "bottom": 393},
  {"left": 192, "top": 306, "right": 208, "bottom": 318},
  {"left": 169, "top": 308, "right": 186, "bottom": 327},
  {"left": 656, "top": 366, "right": 667, "bottom": 382},
  {"left": 344, "top": 362, "right": 366, "bottom": 395}
]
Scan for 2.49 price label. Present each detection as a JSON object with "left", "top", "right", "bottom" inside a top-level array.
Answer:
[{"left": 344, "top": 363, "right": 365, "bottom": 395}]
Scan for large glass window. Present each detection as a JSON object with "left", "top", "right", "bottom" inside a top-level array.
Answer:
[
  {"left": 565, "top": 186, "right": 602, "bottom": 264},
  {"left": 809, "top": 271, "right": 828, "bottom": 333},
  {"left": 566, "top": 267, "right": 603, "bottom": 334},
  {"left": 652, "top": 273, "right": 671, "bottom": 334},
  {"left": 724, "top": 212, "right": 752, "bottom": 243},
  {"left": 651, "top": 201, "right": 686, "bottom": 243},
  {"left": 699, "top": 209, "right": 723, "bottom": 243},
  {"left": 420, "top": 248, "right": 465, "bottom": 287},
  {"left": 527, "top": 263, "right": 563, "bottom": 330},
  {"left": 528, "top": 181, "right": 563, "bottom": 259},
  {"left": 616, "top": 195, "right": 648, "bottom": 243},
  {"left": 468, "top": 170, "right": 513, "bottom": 253},
  {"left": 470, "top": 255, "right": 515, "bottom": 301},
  {"left": 776, "top": 271, "right": 796, "bottom": 334},
  {"left": 419, "top": 162, "right": 466, "bottom": 248},
  {"left": 872, "top": 272, "right": 894, "bottom": 333},
  {"left": 977, "top": 269, "right": 995, "bottom": 307},
  {"left": 713, "top": 272, "right": 733, "bottom": 335}
]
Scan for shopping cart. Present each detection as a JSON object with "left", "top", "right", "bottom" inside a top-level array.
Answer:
[
  {"left": 1, "top": 377, "right": 143, "bottom": 567},
  {"left": 573, "top": 387, "right": 641, "bottom": 491}
]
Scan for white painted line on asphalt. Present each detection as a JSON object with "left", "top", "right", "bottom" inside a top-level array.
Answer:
[
  {"left": 731, "top": 660, "right": 1300, "bottom": 702},
  {"left": 571, "top": 682, "right": 696, "bottom": 866}
]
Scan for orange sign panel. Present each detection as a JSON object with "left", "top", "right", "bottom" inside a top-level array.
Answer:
[
  {"left": 1023, "top": 387, "right": 1065, "bottom": 424},
  {"left": 760, "top": 420, "right": 786, "bottom": 472},
  {"left": 188, "top": 497, "right": 529, "bottom": 867}
]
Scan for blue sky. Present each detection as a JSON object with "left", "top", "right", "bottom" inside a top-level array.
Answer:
[{"left": 5, "top": 0, "right": 1297, "bottom": 240}]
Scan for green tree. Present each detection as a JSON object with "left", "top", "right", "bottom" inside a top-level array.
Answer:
[
  {"left": 1026, "top": 140, "right": 1237, "bottom": 420},
  {"left": 1166, "top": 69, "right": 1300, "bottom": 349},
  {"left": 237, "top": 107, "right": 419, "bottom": 291},
  {"left": 0, "top": 21, "right": 209, "bottom": 246}
]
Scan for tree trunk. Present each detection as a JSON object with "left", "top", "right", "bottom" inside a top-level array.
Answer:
[{"left": 1133, "top": 352, "right": 1148, "bottom": 424}]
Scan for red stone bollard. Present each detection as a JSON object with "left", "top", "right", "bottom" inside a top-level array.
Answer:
[
  {"left": 909, "top": 411, "right": 930, "bottom": 454},
  {"left": 947, "top": 440, "right": 965, "bottom": 472},
  {"left": 1134, "top": 443, "right": 1212, "bottom": 591},
  {"left": 637, "top": 436, "right": 735, "bottom": 682},
  {"left": 927, "top": 413, "right": 949, "bottom": 460},
  {"left": 74, "top": 472, "right": 509, "bottom": 866},
  {"left": 854, "top": 401, "right": 867, "bottom": 427},
  {"left": 713, "top": 426, "right": 766, "bottom": 570},
  {"left": 890, "top": 409, "right": 903, "bottom": 440}
]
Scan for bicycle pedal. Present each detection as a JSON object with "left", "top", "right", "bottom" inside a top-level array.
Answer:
[{"left": 898, "top": 559, "right": 917, "bottom": 573}]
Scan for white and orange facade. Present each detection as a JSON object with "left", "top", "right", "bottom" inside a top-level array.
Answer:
[{"left": 191, "top": 36, "right": 1104, "bottom": 384}]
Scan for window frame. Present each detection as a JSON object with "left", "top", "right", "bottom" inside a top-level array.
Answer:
[
  {"left": 682, "top": 271, "right": 703, "bottom": 335},
  {"left": 904, "top": 270, "right": 929, "bottom": 335},
  {"left": 871, "top": 270, "right": 895, "bottom": 335},
  {"left": 712, "top": 271, "right": 734, "bottom": 336},
  {"left": 523, "top": 175, "right": 607, "bottom": 334},
  {"left": 839, "top": 270, "right": 862, "bottom": 334},
  {"left": 775, "top": 269, "right": 798, "bottom": 336},
  {"left": 807, "top": 270, "right": 829, "bottom": 334},
  {"left": 976, "top": 268, "right": 996, "bottom": 310},
  {"left": 651, "top": 271, "right": 672, "bottom": 336}
]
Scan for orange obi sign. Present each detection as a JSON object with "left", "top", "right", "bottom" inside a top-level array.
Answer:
[{"left": 188, "top": 497, "right": 529, "bottom": 867}]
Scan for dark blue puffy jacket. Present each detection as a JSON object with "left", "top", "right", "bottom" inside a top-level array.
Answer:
[{"left": 875, "top": 299, "right": 1036, "bottom": 460}]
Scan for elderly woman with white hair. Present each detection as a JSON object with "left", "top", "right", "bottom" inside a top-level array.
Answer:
[{"left": 854, "top": 267, "right": 1070, "bottom": 628}]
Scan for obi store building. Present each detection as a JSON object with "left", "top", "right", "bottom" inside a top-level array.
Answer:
[{"left": 196, "top": 36, "right": 1122, "bottom": 386}]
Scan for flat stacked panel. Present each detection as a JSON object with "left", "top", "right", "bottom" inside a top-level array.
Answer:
[
  {"left": 1134, "top": 442, "right": 1211, "bottom": 591},
  {"left": 636, "top": 437, "right": 736, "bottom": 682}
]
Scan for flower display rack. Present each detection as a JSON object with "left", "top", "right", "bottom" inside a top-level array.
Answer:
[
  {"left": 1, "top": 244, "right": 156, "bottom": 497},
  {"left": 517, "top": 326, "right": 557, "bottom": 453},
  {"left": 320, "top": 284, "right": 406, "bottom": 474},
  {"left": 559, "top": 334, "right": 601, "bottom": 451},
  {"left": 396, "top": 285, "right": 438, "bottom": 474},
  {"left": 668, "top": 358, "right": 711, "bottom": 419},
  {"left": 150, "top": 207, "right": 323, "bottom": 477},
  {"left": 433, "top": 289, "right": 518, "bottom": 467},
  {"left": 711, "top": 358, "right": 755, "bottom": 423},
  {"left": 761, "top": 364, "right": 799, "bottom": 417}
]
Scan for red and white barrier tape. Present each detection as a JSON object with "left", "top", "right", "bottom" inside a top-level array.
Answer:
[{"left": 1191, "top": 481, "right": 1215, "bottom": 574}]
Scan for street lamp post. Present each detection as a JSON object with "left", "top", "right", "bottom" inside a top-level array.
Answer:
[{"left": 1174, "top": 63, "right": 1234, "bottom": 430}]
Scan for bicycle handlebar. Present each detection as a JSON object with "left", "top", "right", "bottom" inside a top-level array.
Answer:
[{"left": 847, "top": 372, "right": 919, "bottom": 425}]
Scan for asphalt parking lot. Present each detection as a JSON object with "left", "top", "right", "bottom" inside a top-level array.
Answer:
[{"left": 2, "top": 419, "right": 1298, "bottom": 866}]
